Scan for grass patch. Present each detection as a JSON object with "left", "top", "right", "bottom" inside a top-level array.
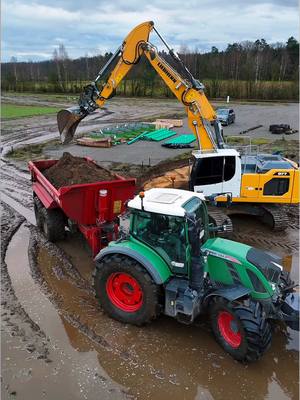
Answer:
[
  {"left": 1, "top": 103, "right": 59, "bottom": 119},
  {"left": 7, "top": 139, "right": 60, "bottom": 161},
  {"left": 226, "top": 136, "right": 270, "bottom": 145},
  {"left": 251, "top": 138, "right": 270, "bottom": 145}
]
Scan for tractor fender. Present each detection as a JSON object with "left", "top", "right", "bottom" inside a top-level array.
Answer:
[
  {"left": 203, "top": 285, "right": 252, "bottom": 307},
  {"left": 94, "top": 245, "right": 170, "bottom": 285}
]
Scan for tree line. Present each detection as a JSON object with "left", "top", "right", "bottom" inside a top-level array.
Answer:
[{"left": 2, "top": 37, "right": 299, "bottom": 100}]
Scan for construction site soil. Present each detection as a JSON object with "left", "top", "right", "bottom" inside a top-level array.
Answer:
[
  {"left": 1, "top": 95, "right": 299, "bottom": 400},
  {"left": 43, "top": 152, "right": 115, "bottom": 187}
]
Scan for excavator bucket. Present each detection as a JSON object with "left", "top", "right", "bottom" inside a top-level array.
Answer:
[{"left": 57, "top": 107, "right": 87, "bottom": 144}]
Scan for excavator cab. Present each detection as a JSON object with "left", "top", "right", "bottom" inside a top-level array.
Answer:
[{"left": 189, "top": 149, "right": 242, "bottom": 197}]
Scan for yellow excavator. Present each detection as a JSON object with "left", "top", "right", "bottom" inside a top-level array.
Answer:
[{"left": 57, "top": 21, "right": 299, "bottom": 231}]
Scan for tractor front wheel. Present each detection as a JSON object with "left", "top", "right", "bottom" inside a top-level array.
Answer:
[
  {"left": 209, "top": 297, "right": 272, "bottom": 362},
  {"left": 94, "top": 255, "right": 160, "bottom": 326}
]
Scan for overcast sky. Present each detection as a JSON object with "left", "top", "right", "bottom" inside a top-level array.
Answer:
[{"left": 2, "top": 0, "right": 299, "bottom": 62}]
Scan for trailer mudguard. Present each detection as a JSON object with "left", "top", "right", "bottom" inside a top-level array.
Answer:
[
  {"left": 203, "top": 285, "right": 252, "bottom": 307},
  {"left": 94, "top": 242, "right": 172, "bottom": 284}
]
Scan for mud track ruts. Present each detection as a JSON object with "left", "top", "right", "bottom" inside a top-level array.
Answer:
[{"left": 1, "top": 203, "right": 51, "bottom": 362}]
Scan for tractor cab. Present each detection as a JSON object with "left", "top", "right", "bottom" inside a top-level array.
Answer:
[{"left": 128, "top": 188, "right": 209, "bottom": 276}]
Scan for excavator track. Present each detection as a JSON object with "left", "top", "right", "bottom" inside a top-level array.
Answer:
[
  {"left": 207, "top": 207, "right": 233, "bottom": 238},
  {"left": 261, "top": 205, "right": 289, "bottom": 231}
]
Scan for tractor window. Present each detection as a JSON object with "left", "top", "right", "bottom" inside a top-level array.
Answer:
[{"left": 132, "top": 211, "right": 187, "bottom": 266}]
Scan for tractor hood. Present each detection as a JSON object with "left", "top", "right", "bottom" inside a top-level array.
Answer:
[
  {"left": 202, "top": 237, "right": 251, "bottom": 266},
  {"left": 202, "top": 238, "right": 283, "bottom": 283}
]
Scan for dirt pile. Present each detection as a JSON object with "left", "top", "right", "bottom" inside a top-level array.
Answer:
[{"left": 43, "top": 152, "right": 116, "bottom": 187}]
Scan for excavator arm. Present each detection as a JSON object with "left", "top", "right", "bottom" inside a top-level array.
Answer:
[{"left": 57, "top": 21, "right": 224, "bottom": 150}]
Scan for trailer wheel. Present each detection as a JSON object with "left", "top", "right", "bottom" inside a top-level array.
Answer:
[
  {"left": 94, "top": 255, "right": 160, "bottom": 326},
  {"left": 33, "top": 196, "right": 43, "bottom": 230},
  {"left": 40, "top": 207, "right": 66, "bottom": 242},
  {"left": 209, "top": 297, "right": 272, "bottom": 362}
]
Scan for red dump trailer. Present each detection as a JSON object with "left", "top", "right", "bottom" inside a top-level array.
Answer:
[{"left": 28, "top": 159, "right": 136, "bottom": 256}]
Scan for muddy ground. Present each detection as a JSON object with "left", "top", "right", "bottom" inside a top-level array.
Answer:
[{"left": 1, "top": 94, "right": 299, "bottom": 399}]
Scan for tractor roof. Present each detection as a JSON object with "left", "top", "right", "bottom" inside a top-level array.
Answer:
[{"left": 128, "top": 188, "right": 205, "bottom": 217}]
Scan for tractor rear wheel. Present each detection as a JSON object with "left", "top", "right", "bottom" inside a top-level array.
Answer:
[
  {"left": 209, "top": 297, "right": 272, "bottom": 362},
  {"left": 94, "top": 255, "right": 160, "bottom": 326}
]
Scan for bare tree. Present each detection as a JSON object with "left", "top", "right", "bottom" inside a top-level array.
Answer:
[
  {"left": 53, "top": 48, "right": 64, "bottom": 91},
  {"left": 10, "top": 56, "right": 18, "bottom": 84}
]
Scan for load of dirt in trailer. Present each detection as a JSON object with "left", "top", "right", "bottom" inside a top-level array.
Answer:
[{"left": 43, "top": 152, "right": 116, "bottom": 187}]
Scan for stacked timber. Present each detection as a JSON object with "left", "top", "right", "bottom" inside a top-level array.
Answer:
[
  {"left": 155, "top": 118, "right": 183, "bottom": 128},
  {"left": 76, "top": 137, "right": 112, "bottom": 148}
]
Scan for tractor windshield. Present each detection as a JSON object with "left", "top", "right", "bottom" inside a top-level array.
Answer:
[{"left": 131, "top": 210, "right": 188, "bottom": 273}]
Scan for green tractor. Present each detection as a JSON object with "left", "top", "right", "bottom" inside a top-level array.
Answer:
[{"left": 94, "top": 188, "right": 299, "bottom": 362}]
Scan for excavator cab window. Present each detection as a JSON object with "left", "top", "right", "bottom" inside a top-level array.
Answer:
[{"left": 191, "top": 156, "right": 236, "bottom": 186}]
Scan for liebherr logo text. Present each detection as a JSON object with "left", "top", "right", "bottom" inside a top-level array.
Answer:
[{"left": 157, "top": 62, "right": 177, "bottom": 83}]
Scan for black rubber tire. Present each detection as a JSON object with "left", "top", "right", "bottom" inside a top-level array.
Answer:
[
  {"left": 94, "top": 254, "right": 160, "bottom": 326},
  {"left": 269, "top": 124, "right": 290, "bottom": 132},
  {"left": 209, "top": 297, "right": 272, "bottom": 362},
  {"left": 40, "top": 206, "right": 66, "bottom": 242},
  {"left": 33, "top": 196, "right": 43, "bottom": 230}
]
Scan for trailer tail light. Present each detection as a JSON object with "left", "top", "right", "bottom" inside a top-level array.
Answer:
[{"left": 98, "top": 189, "right": 108, "bottom": 223}]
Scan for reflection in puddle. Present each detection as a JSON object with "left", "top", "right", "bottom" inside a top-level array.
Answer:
[{"left": 4, "top": 223, "right": 127, "bottom": 400}]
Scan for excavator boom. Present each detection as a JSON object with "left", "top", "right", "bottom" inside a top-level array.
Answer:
[
  {"left": 57, "top": 21, "right": 153, "bottom": 144},
  {"left": 57, "top": 21, "right": 224, "bottom": 149}
]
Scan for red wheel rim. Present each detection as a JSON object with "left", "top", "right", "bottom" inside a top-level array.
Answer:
[
  {"left": 217, "top": 310, "right": 242, "bottom": 348},
  {"left": 106, "top": 272, "right": 143, "bottom": 312}
]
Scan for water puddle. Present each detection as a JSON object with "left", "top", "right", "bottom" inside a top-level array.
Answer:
[{"left": 3, "top": 223, "right": 127, "bottom": 400}]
